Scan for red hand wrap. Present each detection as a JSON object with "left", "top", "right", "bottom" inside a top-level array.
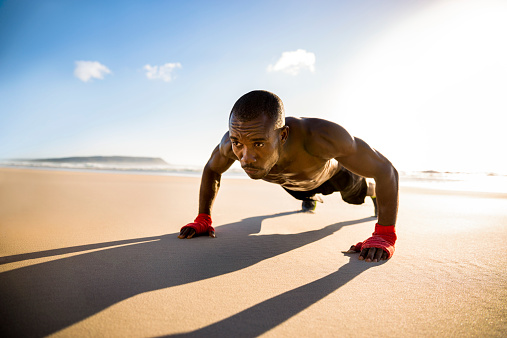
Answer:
[
  {"left": 353, "top": 223, "right": 397, "bottom": 259},
  {"left": 181, "top": 214, "right": 215, "bottom": 235}
]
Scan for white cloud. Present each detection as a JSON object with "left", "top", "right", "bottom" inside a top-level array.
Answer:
[
  {"left": 74, "top": 61, "right": 111, "bottom": 82},
  {"left": 267, "top": 49, "right": 316, "bottom": 75},
  {"left": 144, "top": 63, "right": 182, "bottom": 82}
]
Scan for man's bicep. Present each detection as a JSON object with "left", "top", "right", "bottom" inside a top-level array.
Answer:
[
  {"left": 305, "top": 119, "right": 356, "bottom": 159},
  {"left": 304, "top": 119, "right": 391, "bottom": 177},
  {"left": 336, "top": 137, "right": 392, "bottom": 179},
  {"left": 206, "top": 133, "right": 236, "bottom": 174}
]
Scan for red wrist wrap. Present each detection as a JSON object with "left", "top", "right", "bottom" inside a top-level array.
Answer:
[
  {"left": 181, "top": 214, "right": 215, "bottom": 235},
  {"left": 353, "top": 223, "right": 397, "bottom": 259}
]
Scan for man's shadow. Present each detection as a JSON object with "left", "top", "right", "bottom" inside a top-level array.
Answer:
[
  {"left": 166, "top": 256, "right": 377, "bottom": 338},
  {"left": 0, "top": 212, "right": 375, "bottom": 337}
]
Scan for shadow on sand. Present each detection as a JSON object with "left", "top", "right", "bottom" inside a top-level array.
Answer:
[{"left": 0, "top": 212, "right": 376, "bottom": 337}]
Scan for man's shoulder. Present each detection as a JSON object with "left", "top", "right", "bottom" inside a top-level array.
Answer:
[
  {"left": 286, "top": 116, "right": 344, "bottom": 132},
  {"left": 218, "top": 131, "right": 238, "bottom": 160},
  {"left": 288, "top": 117, "right": 355, "bottom": 159}
]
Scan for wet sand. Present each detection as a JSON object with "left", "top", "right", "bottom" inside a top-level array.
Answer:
[{"left": 0, "top": 168, "right": 506, "bottom": 337}]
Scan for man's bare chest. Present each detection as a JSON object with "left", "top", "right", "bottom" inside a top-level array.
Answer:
[{"left": 262, "top": 158, "right": 340, "bottom": 191}]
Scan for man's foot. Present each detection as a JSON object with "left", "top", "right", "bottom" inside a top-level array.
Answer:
[
  {"left": 302, "top": 200, "right": 317, "bottom": 212},
  {"left": 371, "top": 196, "right": 378, "bottom": 217}
]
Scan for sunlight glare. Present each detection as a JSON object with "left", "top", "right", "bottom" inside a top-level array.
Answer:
[{"left": 333, "top": 0, "right": 507, "bottom": 173}]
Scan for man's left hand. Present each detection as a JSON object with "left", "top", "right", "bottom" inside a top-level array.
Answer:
[
  {"left": 346, "top": 245, "right": 389, "bottom": 262},
  {"left": 346, "top": 223, "right": 397, "bottom": 262}
]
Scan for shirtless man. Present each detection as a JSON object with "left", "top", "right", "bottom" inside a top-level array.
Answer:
[{"left": 178, "top": 90, "right": 399, "bottom": 262}]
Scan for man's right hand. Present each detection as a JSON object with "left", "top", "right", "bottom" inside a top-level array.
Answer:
[
  {"left": 178, "top": 227, "right": 216, "bottom": 239},
  {"left": 178, "top": 214, "right": 215, "bottom": 239}
]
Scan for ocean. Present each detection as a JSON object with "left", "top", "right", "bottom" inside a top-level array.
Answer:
[{"left": 1, "top": 157, "right": 506, "bottom": 194}]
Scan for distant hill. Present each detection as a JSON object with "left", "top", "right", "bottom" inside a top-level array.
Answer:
[{"left": 30, "top": 156, "right": 169, "bottom": 165}]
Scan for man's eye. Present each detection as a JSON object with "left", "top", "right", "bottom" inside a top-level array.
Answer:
[
  {"left": 231, "top": 141, "right": 241, "bottom": 147},
  {"left": 254, "top": 142, "right": 265, "bottom": 147}
]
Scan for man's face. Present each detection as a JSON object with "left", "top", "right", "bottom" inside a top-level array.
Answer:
[{"left": 229, "top": 114, "right": 285, "bottom": 180}]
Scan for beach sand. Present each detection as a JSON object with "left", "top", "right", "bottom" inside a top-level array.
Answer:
[{"left": 0, "top": 168, "right": 506, "bottom": 337}]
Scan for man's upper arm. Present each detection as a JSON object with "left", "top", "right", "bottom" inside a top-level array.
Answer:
[
  {"left": 304, "top": 118, "right": 356, "bottom": 159},
  {"left": 337, "top": 137, "right": 394, "bottom": 179},
  {"left": 305, "top": 118, "right": 393, "bottom": 179},
  {"left": 206, "top": 131, "right": 237, "bottom": 174}
]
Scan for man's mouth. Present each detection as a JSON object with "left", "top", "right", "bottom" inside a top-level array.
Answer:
[{"left": 243, "top": 167, "right": 260, "bottom": 174}]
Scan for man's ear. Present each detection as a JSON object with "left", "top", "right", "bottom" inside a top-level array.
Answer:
[{"left": 280, "top": 126, "right": 289, "bottom": 144}]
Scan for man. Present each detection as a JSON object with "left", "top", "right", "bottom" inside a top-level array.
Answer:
[{"left": 179, "top": 90, "right": 399, "bottom": 262}]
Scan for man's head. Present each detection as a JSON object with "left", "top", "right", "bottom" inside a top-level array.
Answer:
[
  {"left": 229, "top": 90, "right": 289, "bottom": 180},
  {"left": 229, "top": 90, "right": 285, "bottom": 129}
]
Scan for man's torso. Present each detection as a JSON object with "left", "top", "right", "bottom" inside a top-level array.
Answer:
[
  {"left": 221, "top": 116, "right": 350, "bottom": 191},
  {"left": 261, "top": 117, "right": 342, "bottom": 191}
]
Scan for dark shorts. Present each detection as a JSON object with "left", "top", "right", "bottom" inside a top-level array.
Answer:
[{"left": 282, "top": 167, "right": 368, "bottom": 205}]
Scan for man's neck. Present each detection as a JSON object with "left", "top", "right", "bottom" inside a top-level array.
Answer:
[{"left": 271, "top": 131, "right": 292, "bottom": 173}]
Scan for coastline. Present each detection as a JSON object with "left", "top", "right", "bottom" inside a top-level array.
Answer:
[{"left": 1, "top": 162, "right": 506, "bottom": 194}]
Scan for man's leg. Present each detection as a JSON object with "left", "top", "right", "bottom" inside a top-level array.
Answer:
[
  {"left": 301, "top": 200, "right": 317, "bottom": 212},
  {"left": 282, "top": 187, "right": 322, "bottom": 212},
  {"left": 366, "top": 178, "right": 378, "bottom": 217},
  {"left": 330, "top": 167, "right": 377, "bottom": 217}
]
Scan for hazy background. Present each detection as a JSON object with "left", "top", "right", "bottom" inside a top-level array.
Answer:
[{"left": 1, "top": 0, "right": 506, "bottom": 174}]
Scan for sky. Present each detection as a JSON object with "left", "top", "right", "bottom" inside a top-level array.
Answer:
[{"left": 1, "top": 0, "right": 506, "bottom": 174}]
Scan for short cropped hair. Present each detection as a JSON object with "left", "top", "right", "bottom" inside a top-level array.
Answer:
[{"left": 229, "top": 90, "right": 285, "bottom": 129}]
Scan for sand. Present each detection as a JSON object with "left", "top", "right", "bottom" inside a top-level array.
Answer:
[{"left": 0, "top": 168, "right": 506, "bottom": 337}]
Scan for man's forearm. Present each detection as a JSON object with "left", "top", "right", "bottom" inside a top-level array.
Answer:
[
  {"left": 375, "top": 165, "right": 399, "bottom": 226},
  {"left": 198, "top": 164, "right": 222, "bottom": 215}
]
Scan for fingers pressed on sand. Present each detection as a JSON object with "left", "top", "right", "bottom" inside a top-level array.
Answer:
[
  {"left": 186, "top": 229, "right": 196, "bottom": 239},
  {"left": 180, "top": 228, "right": 192, "bottom": 238},
  {"left": 381, "top": 251, "right": 389, "bottom": 260},
  {"left": 373, "top": 249, "right": 383, "bottom": 262},
  {"left": 364, "top": 248, "right": 376, "bottom": 262},
  {"left": 358, "top": 249, "right": 367, "bottom": 260}
]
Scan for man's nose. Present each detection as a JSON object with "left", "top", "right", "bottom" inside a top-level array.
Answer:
[{"left": 241, "top": 148, "right": 256, "bottom": 165}]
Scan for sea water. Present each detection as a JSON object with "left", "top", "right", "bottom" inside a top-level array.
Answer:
[{"left": 1, "top": 158, "right": 506, "bottom": 194}]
